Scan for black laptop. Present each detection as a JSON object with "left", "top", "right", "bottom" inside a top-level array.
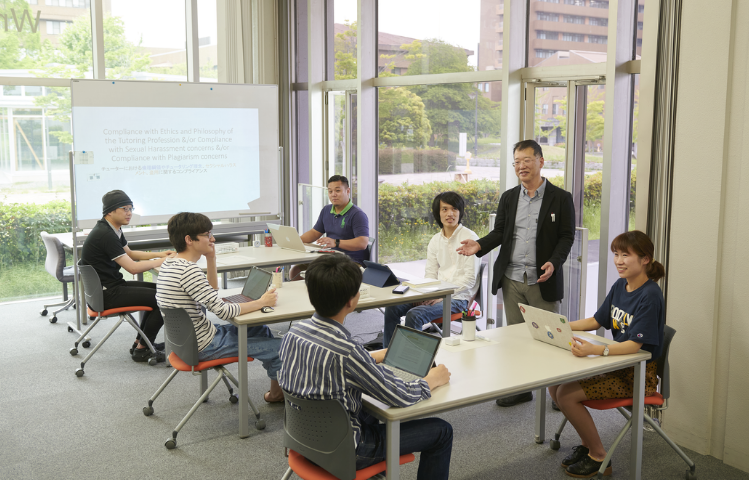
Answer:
[{"left": 221, "top": 266, "right": 273, "bottom": 303}]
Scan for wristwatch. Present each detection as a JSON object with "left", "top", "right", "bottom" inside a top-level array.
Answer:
[
  {"left": 602, "top": 345, "right": 610, "bottom": 356},
  {"left": 335, "top": 238, "right": 340, "bottom": 248}
]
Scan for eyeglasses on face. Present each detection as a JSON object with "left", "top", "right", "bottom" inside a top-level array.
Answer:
[
  {"left": 511, "top": 157, "right": 539, "bottom": 168},
  {"left": 120, "top": 207, "right": 135, "bottom": 213},
  {"left": 197, "top": 231, "right": 214, "bottom": 239}
]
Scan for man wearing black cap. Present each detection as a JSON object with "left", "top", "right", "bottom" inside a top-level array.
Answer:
[{"left": 80, "top": 190, "right": 174, "bottom": 362}]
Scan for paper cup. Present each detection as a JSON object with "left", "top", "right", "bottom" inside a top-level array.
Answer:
[
  {"left": 272, "top": 272, "right": 283, "bottom": 289},
  {"left": 462, "top": 318, "right": 476, "bottom": 341}
]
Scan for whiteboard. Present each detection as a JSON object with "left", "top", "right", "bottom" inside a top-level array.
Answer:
[{"left": 70, "top": 79, "right": 280, "bottom": 228}]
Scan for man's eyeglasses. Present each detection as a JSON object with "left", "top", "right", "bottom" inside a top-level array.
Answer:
[
  {"left": 120, "top": 207, "right": 135, "bottom": 213},
  {"left": 511, "top": 157, "right": 539, "bottom": 168},
  {"left": 197, "top": 231, "right": 214, "bottom": 239}
]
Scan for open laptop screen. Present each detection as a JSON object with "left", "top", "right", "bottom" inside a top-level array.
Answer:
[
  {"left": 384, "top": 326, "right": 441, "bottom": 377},
  {"left": 241, "top": 267, "right": 272, "bottom": 301}
]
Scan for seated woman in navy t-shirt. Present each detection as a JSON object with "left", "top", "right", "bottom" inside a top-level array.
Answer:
[{"left": 549, "top": 231, "right": 665, "bottom": 478}]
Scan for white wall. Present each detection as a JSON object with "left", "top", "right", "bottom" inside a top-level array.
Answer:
[{"left": 666, "top": 0, "right": 749, "bottom": 473}]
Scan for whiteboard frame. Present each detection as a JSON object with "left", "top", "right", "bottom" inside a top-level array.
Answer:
[{"left": 70, "top": 79, "right": 281, "bottom": 229}]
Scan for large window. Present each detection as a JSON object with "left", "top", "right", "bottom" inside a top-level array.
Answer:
[
  {"left": 330, "top": 1, "right": 358, "bottom": 80},
  {"left": 528, "top": 0, "right": 609, "bottom": 67},
  {"left": 198, "top": 0, "right": 219, "bottom": 82},
  {"left": 377, "top": 81, "right": 501, "bottom": 265},
  {"left": 0, "top": 1, "right": 92, "bottom": 79},
  {"left": 105, "top": 0, "right": 187, "bottom": 81},
  {"left": 378, "top": 0, "right": 483, "bottom": 76}
]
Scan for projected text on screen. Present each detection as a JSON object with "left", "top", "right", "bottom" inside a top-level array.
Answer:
[{"left": 72, "top": 106, "right": 260, "bottom": 222}]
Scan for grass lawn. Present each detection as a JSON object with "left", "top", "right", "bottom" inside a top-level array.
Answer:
[
  {"left": 0, "top": 263, "right": 64, "bottom": 303},
  {"left": 0, "top": 263, "right": 154, "bottom": 304},
  {"left": 543, "top": 145, "right": 603, "bottom": 164}
]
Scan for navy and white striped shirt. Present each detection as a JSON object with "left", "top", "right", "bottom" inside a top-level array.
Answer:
[
  {"left": 156, "top": 257, "right": 240, "bottom": 351},
  {"left": 278, "top": 314, "right": 431, "bottom": 447}
]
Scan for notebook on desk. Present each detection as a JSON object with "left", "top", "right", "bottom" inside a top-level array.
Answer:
[
  {"left": 221, "top": 267, "right": 272, "bottom": 304},
  {"left": 381, "top": 325, "right": 440, "bottom": 382},
  {"left": 267, "top": 223, "right": 321, "bottom": 253}
]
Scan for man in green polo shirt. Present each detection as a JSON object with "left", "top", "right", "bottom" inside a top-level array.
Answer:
[{"left": 289, "top": 175, "right": 369, "bottom": 280}]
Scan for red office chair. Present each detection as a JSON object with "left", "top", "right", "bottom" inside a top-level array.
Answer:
[
  {"left": 426, "top": 262, "right": 486, "bottom": 335},
  {"left": 280, "top": 391, "right": 415, "bottom": 480},
  {"left": 71, "top": 264, "right": 159, "bottom": 376},
  {"left": 550, "top": 325, "right": 696, "bottom": 480},
  {"left": 144, "top": 307, "right": 264, "bottom": 449}
]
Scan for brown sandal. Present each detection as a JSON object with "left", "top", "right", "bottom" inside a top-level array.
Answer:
[{"left": 264, "top": 391, "right": 284, "bottom": 403}]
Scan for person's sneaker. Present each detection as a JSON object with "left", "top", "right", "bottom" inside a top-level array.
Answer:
[
  {"left": 129, "top": 341, "right": 138, "bottom": 355},
  {"left": 565, "top": 455, "right": 612, "bottom": 478},
  {"left": 561, "top": 445, "right": 589, "bottom": 467},
  {"left": 132, "top": 348, "right": 166, "bottom": 363},
  {"left": 495, "top": 391, "right": 534, "bottom": 407},
  {"left": 152, "top": 342, "right": 165, "bottom": 351},
  {"left": 552, "top": 400, "right": 561, "bottom": 411}
]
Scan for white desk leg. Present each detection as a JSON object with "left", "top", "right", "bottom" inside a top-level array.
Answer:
[
  {"left": 630, "top": 360, "right": 645, "bottom": 479},
  {"left": 535, "top": 388, "right": 546, "bottom": 444},
  {"left": 238, "top": 324, "right": 250, "bottom": 438},
  {"left": 386, "top": 420, "right": 401, "bottom": 480},
  {"left": 441, "top": 293, "right": 452, "bottom": 338}
]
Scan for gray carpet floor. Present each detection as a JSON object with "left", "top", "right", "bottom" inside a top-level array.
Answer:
[{"left": 1, "top": 287, "right": 746, "bottom": 480}]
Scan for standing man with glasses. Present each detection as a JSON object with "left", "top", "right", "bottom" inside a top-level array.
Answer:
[
  {"left": 457, "top": 140, "right": 575, "bottom": 407},
  {"left": 80, "top": 190, "right": 174, "bottom": 363}
]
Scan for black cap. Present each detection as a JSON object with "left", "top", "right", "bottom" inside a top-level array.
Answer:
[{"left": 102, "top": 190, "right": 133, "bottom": 215}]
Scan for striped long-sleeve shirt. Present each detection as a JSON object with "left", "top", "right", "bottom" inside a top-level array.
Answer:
[
  {"left": 155, "top": 257, "right": 240, "bottom": 351},
  {"left": 278, "top": 314, "right": 431, "bottom": 447}
]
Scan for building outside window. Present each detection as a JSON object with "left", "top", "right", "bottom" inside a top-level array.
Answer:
[
  {"left": 537, "top": 31, "right": 559, "bottom": 40},
  {"left": 588, "top": 35, "right": 607, "bottom": 44},
  {"left": 537, "top": 12, "right": 558, "bottom": 22},
  {"left": 563, "top": 15, "right": 586, "bottom": 24},
  {"left": 46, "top": 21, "right": 69, "bottom": 35},
  {"left": 563, "top": 33, "right": 585, "bottom": 42},
  {"left": 589, "top": 17, "right": 608, "bottom": 27}
]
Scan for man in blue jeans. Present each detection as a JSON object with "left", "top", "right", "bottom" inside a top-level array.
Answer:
[
  {"left": 383, "top": 191, "right": 481, "bottom": 347},
  {"left": 279, "top": 255, "right": 453, "bottom": 479}
]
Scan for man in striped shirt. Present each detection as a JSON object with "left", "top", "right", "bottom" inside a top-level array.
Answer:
[
  {"left": 156, "top": 212, "right": 284, "bottom": 403},
  {"left": 279, "top": 254, "right": 453, "bottom": 479}
]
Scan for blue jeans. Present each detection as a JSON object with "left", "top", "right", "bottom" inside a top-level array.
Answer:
[
  {"left": 355, "top": 416, "right": 453, "bottom": 480},
  {"left": 383, "top": 299, "right": 468, "bottom": 348},
  {"left": 198, "top": 324, "right": 282, "bottom": 380}
]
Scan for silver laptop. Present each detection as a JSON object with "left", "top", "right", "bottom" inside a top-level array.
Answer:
[
  {"left": 382, "top": 325, "right": 441, "bottom": 382},
  {"left": 222, "top": 267, "right": 273, "bottom": 304},
  {"left": 519, "top": 303, "right": 604, "bottom": 351},
  {"left": 267, "top": 223, "right": 321, "bottom": 253}
]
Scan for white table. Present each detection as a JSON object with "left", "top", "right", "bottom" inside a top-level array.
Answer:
[
  {"left": 228, "top": 279, "right": 458, "bottom": 438},
  {"left": 362, "top": 325, "right": 651, "bottom": 480}
]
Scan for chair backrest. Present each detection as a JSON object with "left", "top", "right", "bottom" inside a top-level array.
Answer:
[
  {"left": 40, "top": 231, "right": 66, "bottom": 281},
  {"left": 78, "top": 264, "right": 105, "bottom": 313},
  {"left": 160, "top": 307, "right": 200, "bottom": 367},
  {"left": 282, "top": 391, "right": 356, "bottom": 480},
  {"left": 656, "top": 324, "right": 676, "bottom": 400},
  {"left": 364, "top": 236, "right": 376, "bottom": 262}
]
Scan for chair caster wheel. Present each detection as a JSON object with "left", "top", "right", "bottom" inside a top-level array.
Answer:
[
  {"left": 75, "top": 368, "right": 84, "bottom": 377},
  {"left": 255, "top": 419, "right": 266, "bottom": 430},
  {"left": 50, "top": 316, "right": 58, "bottom": 324},
  {"left": 68, "top": 326, "right": 73, "bottom": 333},
  {"left": 70, "top": 347, "right": 78, "bottom": 356},
  {"left": 229, "top": 394, "right": 239, "bottom": 404},
  {"left": 40, "top": 309, "right": 48, "bottom": 316},
  {"left": 73, "top": 304, "right": 76, "bottom": 309},
  {"left": 165, "top": 438, "right": 176, "bottom": 449},
  {"left": 143, "top": 406, "right": 154, "bottom": 416},
  {"left": 685, "top": 469, "right": 697, "bottom": 480},
  {"left": 82, "top": 341, "right": 91, "bottom": 348},
  {"left": 148, "top": 357, "right": 158, "bottom": 366},
  {"left": 89, "top": 316, "right": 96, "bottom": 320},
  {"left": 550, "top": 439, "right": 561, "bottom": 450}
]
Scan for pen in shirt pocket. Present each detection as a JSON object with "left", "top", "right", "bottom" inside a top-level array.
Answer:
[{"left": 551, "top": 213, "right": 555, "bottom": 223}]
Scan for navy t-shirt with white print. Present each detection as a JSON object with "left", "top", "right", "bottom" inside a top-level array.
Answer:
[{"left": 593, "top": 278, "right": 664, "bottom": 363}]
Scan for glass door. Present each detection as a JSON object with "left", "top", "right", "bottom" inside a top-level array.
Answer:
[{"left": 522, "top": 79, "right": 606, "bottom": 321}]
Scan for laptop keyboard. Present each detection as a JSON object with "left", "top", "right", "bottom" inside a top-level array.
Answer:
[
  {"left": 222, "top": 294, "right": 250, "bottom": 304},
  {"left": 384, "top": 365, "right": 421, "bottom": 383}
]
